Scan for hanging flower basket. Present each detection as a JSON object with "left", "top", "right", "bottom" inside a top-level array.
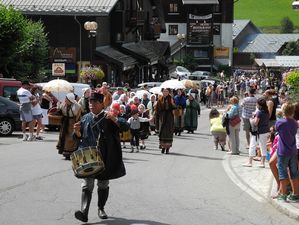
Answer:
[{"left": 80, "top": 66, "right": 105, "bottom": 81}]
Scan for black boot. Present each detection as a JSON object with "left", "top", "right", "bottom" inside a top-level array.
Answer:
[
  {"left": 74, "top": 189, "right": 92, "bottom": 222},
  {"left": 98, "top": 187, "right": 109, "bottom": 219}
]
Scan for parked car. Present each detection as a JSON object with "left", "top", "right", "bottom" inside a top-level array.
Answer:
[
  {"left": 0, "top": 96, "right": 21, "bottom": 136},
  {"left": 190, "top": 71, "right": 211, "bottom": 80},
  {"left": 200, "top": 79, "right": 216, "bottom": 88},
  {"left": 170, "top": 66, "right": 191, "bottom": 80},
  {"left": 0, "top": 78, "right": 22, "bottom": 102}
]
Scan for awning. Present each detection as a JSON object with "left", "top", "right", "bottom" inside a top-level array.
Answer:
[
  {"left": 122, "top": 41, "right": 170, "bottom": 65},
  {"left": 95, "top": 46, "right": 138, "bottom": 71},
  {"left": 182, "top": 0, "right": 219, "bottom": 4}
]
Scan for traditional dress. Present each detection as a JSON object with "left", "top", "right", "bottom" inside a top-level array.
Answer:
[
  {"left": 155, "top": 95, "right": 176, "bottom": 149},
  {"left": 184, "top": 98, "right": 200, "bottom": 133},
  {"left": 56, "top": 101, "right": 81, "bottom": 158},
  {"left": 174, "top": 94, "right": 186, "bottom": 135}
]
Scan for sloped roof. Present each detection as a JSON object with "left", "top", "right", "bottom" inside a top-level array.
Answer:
[
  {"left": 255, "top": 56, "right": 299, "bottom": 67},
  {"left": 233, "top": 20, "right": 261, "bottom": 40},
  {"left": 237, "top": 33, "right": 299, "bottom": 53},
  {"left": 1, "top": 0, "right": 118, "bottom": 16},
  {"left": 95, "top": 46, "right": 138, "bottom": 71}
]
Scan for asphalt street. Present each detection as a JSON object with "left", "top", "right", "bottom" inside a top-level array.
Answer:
[{"left": 0, "top": 107, "right": 298, "bottom": 225}]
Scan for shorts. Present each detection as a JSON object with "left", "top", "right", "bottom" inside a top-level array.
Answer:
[
  {"left": 242, "top": 118, "right": 250, "bottom": 131},
  {"left": 277, "top": 154, "right": 299, "bottom": 180},
  {"left": 20, "top": 103, "right": 33, "bottom": 122},
  {"left": 33, "top": 114, "right": 43, "bottom": 119}
]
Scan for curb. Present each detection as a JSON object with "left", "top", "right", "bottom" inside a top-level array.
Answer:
[{"left": 268, "top": 181, "right": 299, "bottom": 221}]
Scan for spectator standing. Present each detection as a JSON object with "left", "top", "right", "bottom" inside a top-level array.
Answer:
[
  {"left": 40, "top": 90, "right": 53, "bottom": 132},
  {"left": 31, "top": 86, "right": 43, "bottom": 140},
  {"left": 275, "top": 103, "right": 299, "bottom": 201},
  {"left": 17, "top": 81, "right": 34, "bottom": 141},
  {"left": 242, "top": 97, "right": 270, "bottom": 167},
  {"left": 226, "top": 96, "right": 241, "bottom": 155},
  {"left": 209, "top": 108, "right": 226, "bottom": 151},
  {"left": 241, "top": 88, "right": 257, "bottom": 148}
]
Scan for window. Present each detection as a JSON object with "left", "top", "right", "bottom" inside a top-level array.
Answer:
[
  {"left": 3, "top": 86, "right": 19, "bottom": 101},
  {"left": 194, "top": 49, "right": 208, "bottom": 58},
  {"left": 169, "top": 3, "right": 178, "bottom": 13},
  {"left": 168, "top": 25, "right": 178, "bottom": 35}
]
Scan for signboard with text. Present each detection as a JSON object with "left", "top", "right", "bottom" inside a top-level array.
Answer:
[
  {"left": 214, "top": 47, "right": 229, "bottom": 58},
  {"left": 188, "top": 14, "right": 212, "bottom": 45},
  {"left": 52, "top": 63, "right": 65, "bottom": 76},
  {"left": 49, "top": 47, "right": 76, "bottom": 63}
]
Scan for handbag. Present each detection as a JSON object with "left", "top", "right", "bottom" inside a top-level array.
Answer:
[{"left": 229, "top": 115, "right": 241, "bottom": 127}]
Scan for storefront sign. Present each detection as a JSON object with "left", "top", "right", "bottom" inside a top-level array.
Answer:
[
  {"left": 49, "top": 47, "right": 76, "bottom": 63},
  {"left": 188, "top": 14, "right": 212, "bottom": 44},
  {"left": 214, "top": 47, "right": 229, "bottom": 58},
  {"left": 52, "top": 63, "right": 65, "bottom": 76}
]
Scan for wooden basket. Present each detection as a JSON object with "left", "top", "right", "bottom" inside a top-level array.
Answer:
[{"left": 48, "top": 114, "right": 62, "bottom": 126}]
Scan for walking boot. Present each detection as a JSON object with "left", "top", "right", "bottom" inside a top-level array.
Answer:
[
  {"left": 161, "top": 148, "right": 165, "bottom": 154},
  {"left": 98, "top": 187, "right": 109, "bottom": 219},
  {"left": 165, "top": 148, "right": 169, "bottom": 154},
  {"left": 74, "top": 189, "right": 92, "bottom": 222}
]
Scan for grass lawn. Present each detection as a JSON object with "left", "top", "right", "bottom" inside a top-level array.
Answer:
[{"left": 234, "top": 0, "right": 299, "bottom": 32}]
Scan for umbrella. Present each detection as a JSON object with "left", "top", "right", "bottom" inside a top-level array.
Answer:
[
  {"left": 181, "top": 79, "right": 196, "bottom": 88},
  {"left": 135, "top": 90, "right": 151, "bottom": 99},
  {"left": 149, "top": 86, "right": 162, "bottom": 94},
  {"left": 43, "top": 79, "right": 73, "bottom": 93},
  {"left": 160, "top": 79, "right": 185, "bottom": 90}
]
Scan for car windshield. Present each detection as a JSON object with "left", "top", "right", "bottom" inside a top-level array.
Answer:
[{"left": 177, "top": 67, "right": 189, "bottom": 72}]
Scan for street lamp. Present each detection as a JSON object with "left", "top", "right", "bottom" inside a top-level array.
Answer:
[
  {"left": 84, "top": 21, "right": 98, "bottom": 64},
  {"left": 177, "top": 33, "right": 186, "bottom": 63}
]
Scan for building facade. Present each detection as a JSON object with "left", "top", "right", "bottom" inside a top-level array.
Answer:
[
  {"left": 159, "top": 0, "right": 233, "bottom": 72},
  {"left": 3, "top": 0, "right": 169, "bottom": 87}
]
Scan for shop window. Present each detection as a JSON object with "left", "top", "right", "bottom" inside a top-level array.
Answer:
[{"left": 169, "top": 25, "right": 178, "bottom": 35}]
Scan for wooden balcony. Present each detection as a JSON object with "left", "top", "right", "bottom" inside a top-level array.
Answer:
[{"left": 125, "top": 10, "right": 145, "bottom": 27}]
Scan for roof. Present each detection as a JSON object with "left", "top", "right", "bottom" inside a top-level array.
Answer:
[
  {"left": 95, "top": 46, "right": 138, "bottom": 71},
  {"left": 122, "top": 41, "right": 170, "bottom": 65},
  {"left": 182, "top": 0, "right": 219, "bottom": 4},
  {"left": 237, "top": 34, "right": 299, "bottom": 53},
  {"left": 255, "top": 56, "right": 299, "bottom": 67},
  {"left": 1, "top": 0, "right": 118, "bottom": 16},
  {"left": 233, "top": 20, "right": 261, "bottom": 40}
]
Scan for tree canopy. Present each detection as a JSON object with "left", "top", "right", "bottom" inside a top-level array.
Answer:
[{"left": 0, "top": 5, "right": 48, "bottom": 81}]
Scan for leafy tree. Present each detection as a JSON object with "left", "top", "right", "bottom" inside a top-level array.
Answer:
[
  {"left": 282, "top": 41, "right": 299, "bottom": 55},
  {"left": 0, "top": 5, "right": 26, "bottom": 75},
  {"left": 286, "top": 71, "right": 299, "bottom": 102},
  {"left": 280, "top": 17, "right": 294, "bottom": 33},
  {"left": 0, "top": 5, "right": 48, "bottom": 81}
]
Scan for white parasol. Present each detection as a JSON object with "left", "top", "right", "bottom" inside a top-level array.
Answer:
[
  {"left": 149, "top": 86, "right": 162, "bottom": 94},
  {"left": 160, "top": 79, "right": 185, "bottom": 90},
  {"left": 181, "top": 79, "right": 196, "bottom": 89},
  {"left": 43, "top": 79, "right": 73, "bottom": 93},
  {"left": 135, "top": 90, "right": 151, "bottom": 99}
]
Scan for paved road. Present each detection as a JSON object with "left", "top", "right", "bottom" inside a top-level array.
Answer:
[{"left": 0, "top": 108, "right": 298, "bottom": 225}]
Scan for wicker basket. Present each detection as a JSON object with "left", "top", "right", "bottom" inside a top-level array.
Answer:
[{"left": 48, "top": 114, "right": 62, "bottom": 126}]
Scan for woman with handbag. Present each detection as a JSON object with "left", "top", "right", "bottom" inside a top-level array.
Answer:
[
  {"left": 226, "top": 96, "right": 241, "bottom": 155},
  {"left": 242, "top": 97, "right": 270, "bottom": 168}
]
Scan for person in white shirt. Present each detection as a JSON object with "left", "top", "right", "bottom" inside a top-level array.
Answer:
[
  {"left": 17, "top": 80, "right": 34, "bottom": 141},
  {"left": 31, "top": 86, "right": 43, "bottom": 140}
]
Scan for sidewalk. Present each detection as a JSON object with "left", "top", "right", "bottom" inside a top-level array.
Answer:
[{"left": 223, "top": 153, "right": 299, "bottom": 221}]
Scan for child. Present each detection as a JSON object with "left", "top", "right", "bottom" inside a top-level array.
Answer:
[
  {"left": 276, "top": 102, "right": 299, "bottom": 201},
  {"left": 127, "top": 109, "right": 151, "bottom": 153},
  {"left": 119, "top": 104, "right": 130, "bottom": 148},
  {"left": 209, "top": 108, "right": 226, "bottom": 151},
  {"left": 138, "top": 104, "right": 150, "bottom": 149}
]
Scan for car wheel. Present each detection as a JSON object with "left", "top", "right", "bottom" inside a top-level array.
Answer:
[{"left": 0, "top": 118, "right": 14, "bottom": 136}]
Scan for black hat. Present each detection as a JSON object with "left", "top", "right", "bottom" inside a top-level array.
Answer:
[{"left": 89, "top": 92, "right": 104, "bottom": 102}]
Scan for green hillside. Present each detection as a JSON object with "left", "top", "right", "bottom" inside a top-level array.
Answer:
[{"left": 234, "top": 0, "right": 299, "bottom": 32}]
